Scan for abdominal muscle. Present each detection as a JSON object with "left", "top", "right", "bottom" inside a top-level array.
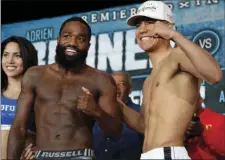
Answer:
[{"left": 142, "top": 87, "right": 196, "bottom": 152}]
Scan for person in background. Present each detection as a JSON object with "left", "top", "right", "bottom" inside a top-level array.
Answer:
[
  {"left": 185, "top": 94, "right": 225, "bottom": 159},
  {"left": 1, "top": 36, "right": 38, "bottom": 159},
  {"left": 93, "top": 71, "right": 143, "bottom": 160}
]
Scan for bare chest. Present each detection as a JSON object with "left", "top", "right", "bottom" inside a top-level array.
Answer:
[
  {"left": 144, "top": 61, "right": 177, "bottom": 103},
  {"left": 36, "top": 72, "right": 99, "bottom": 106},
  {"left": 143, "top": 63, "right": 198, "bottom": 113}
]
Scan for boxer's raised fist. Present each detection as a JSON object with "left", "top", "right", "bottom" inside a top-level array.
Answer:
[{"left": 150, "top": 21, "right": 176, "bottom": 40}]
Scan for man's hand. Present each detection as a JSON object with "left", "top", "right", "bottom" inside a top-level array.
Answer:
[
  {"left": 20, "top": 144, "right": 36, "bottom": 160},
  {"left": 77, "top": 86, "right": 102, "bottom": 117},
  {"left": 185, "top": 117, "right": 204, "bottom": 139},
  {"left": 151, "top": 21, "right": 176, "bottom": 40}
]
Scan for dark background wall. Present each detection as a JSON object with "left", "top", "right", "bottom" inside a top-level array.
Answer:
[{"left": 2, "top": 0, "right": 143, "bottom": 24}]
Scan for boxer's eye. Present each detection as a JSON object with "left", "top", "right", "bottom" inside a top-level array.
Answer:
[
  {"left": 145, "top": 21, "right": 155, "bottom": 25},
  {"left": 78, "top": 36, "right": 85, "bottom": 42},
  {"left": 63, "top": 34, "right": 71, "bottom": 38},
  {"left": 136, "top": 23, "right": 141, "bottom": 28}
]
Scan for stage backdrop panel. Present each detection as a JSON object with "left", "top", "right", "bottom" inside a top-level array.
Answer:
[{"left": 2, "top": 0, "right": 225, "bottom": 114}]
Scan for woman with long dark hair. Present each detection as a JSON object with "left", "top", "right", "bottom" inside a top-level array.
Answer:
[{"left": 1, "top": 36, "right": 38, "bottom": 159}]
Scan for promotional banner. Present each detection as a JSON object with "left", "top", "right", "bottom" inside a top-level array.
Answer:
[{"left": 2, "top": 0, "right": 225, "bottom": 114}]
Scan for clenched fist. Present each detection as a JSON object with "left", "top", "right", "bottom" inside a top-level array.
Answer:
[
  {"left": 77, "top": 86, "right": 102, "bottom": 117},
  {"left": 150, "top": 21, "right": 176, "bottom": 40}
]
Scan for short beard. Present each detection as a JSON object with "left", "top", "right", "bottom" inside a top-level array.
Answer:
[{"left": 55, "top": 44, "right": 88, "bottom": 71}]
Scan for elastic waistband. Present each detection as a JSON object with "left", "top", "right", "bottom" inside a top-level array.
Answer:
[
  {"left": 141, "top": 146, "right": 190, "bottom": 160},
  {"left": 35, "top": 149, "right": 95, "bottom": 159}
]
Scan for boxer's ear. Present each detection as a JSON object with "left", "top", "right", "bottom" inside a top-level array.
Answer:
[{"left": 168, "top": 23, "right": 173, "bottom": 29}]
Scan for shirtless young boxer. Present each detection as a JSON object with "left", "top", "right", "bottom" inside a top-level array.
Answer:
[
  {"left": 7, "top": 17, "right": 122, "bottom": 160},
  {"left": 118, "top": 1, "right": 222, "bottom": 159}
]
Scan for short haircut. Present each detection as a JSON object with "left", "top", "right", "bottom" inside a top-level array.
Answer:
[
  {"left": 1, "top": 36, "right": 38, "bottom": 92},
  {"left": 59, "top": 16, "right": 91, "bottom": 40},
  {"left": 112, "top": 71, "right": 132, "bottom": 88}
]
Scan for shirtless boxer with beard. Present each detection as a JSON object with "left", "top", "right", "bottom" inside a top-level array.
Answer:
[
  {"left": 7, "top": 17, "right": 122, "bottom": 160},
  {"left": 117, "top": 1, "right": 222, "bottom": 159}
]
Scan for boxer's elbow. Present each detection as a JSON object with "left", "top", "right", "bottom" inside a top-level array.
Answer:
[
  {"left": 205, "top": 69, "right": 222, "bottom": 84},
  {"left": 200, "top": 62, "right": 222, "bottom": 84},
  {"left": 213, "top": 69, "right": 222, "bottom": 83}
]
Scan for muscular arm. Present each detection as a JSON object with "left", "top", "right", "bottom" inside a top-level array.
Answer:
[
  {"left": 119, "top": 83, "right": 147, "bottom": 134},
  {"left": 7, "top": 68, "right": 37, "bottom": 159},
  {"left": 95, "top": 74, "right": 123, "bottom": 140},
  {"left": 119, "top": 100, "right": 145, "bottom": 134},
  {"left": 172, "top": 31, "right": 222, "bottom": 84}
]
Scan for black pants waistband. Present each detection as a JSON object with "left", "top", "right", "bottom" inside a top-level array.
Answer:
[
  {"left": 164, "top": 147, "right": 172, "bottom": 160},
  {"left": 35, "top": 149, "right": 94, "bottom": 159}
]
